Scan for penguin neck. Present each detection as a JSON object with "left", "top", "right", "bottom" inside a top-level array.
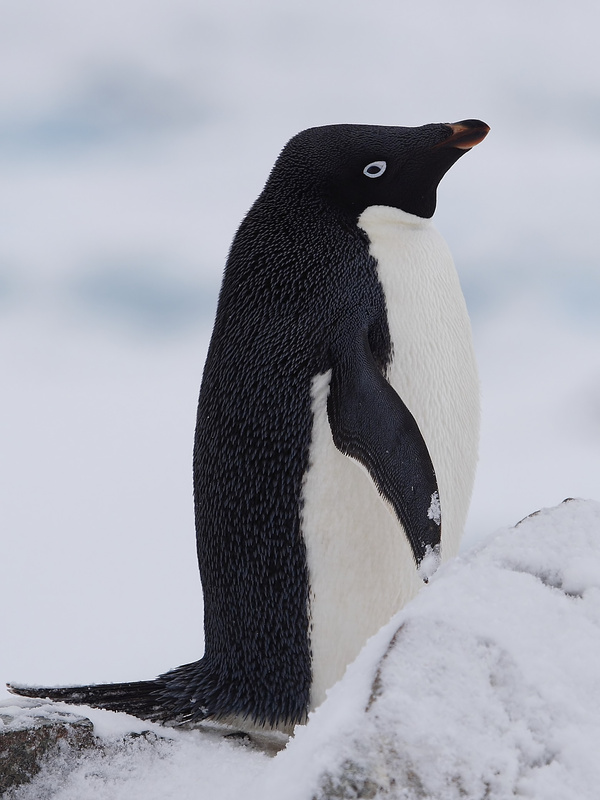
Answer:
[{"left": 357, "top": 205, "right": 432, "bottom": 230}]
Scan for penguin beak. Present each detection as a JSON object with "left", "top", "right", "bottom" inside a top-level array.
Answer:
[{"left": 438, "top": 119, "right": 490, "bottom": 150}]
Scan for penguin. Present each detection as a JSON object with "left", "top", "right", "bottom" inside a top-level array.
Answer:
[{"left": 10, "top": 119, "right": 488, "bottom": 732}]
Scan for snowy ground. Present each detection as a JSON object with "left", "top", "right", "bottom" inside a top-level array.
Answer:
[
  {"left": 5, "top": 499, "right": 600, "bottom": 799},
  {"left": 256, "top": 499, "right": 600, "bottom": 800},
  {"left": 1, "top": 0, "right": 600, "bottom": 796}
]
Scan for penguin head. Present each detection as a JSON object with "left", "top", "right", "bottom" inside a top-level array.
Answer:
[{"left": 270, "top": 120, "right": 489, "bottom": 220}]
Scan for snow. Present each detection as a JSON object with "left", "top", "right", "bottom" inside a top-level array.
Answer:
[
  {"left": 6, "top": 500, "right": 600, "bottom": 798},
  {"left": 254, "top": 499, "right": 600, "bottom": 799},
  {"left": 2, "top": 0, "right": 600, "bottom": 796},
  {"left": 3, "top": 700, "right": 270, "bottom": 800},
  {"left": 417, "top": 545, "right": 441, "bottom": 583},
  {"left": 427, "top": 491, "right": 441, "bottom": 526}
]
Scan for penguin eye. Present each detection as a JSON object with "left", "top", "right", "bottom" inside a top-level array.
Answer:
[{"left": 363, "top": 160, "right": 387, "bottom": 178}]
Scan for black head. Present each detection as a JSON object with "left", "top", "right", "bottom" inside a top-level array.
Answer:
[{"left": 267, "top": 119, "right": 489, "bottom": 221}]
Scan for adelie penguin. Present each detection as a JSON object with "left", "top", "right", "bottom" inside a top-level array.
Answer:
[{"left": 10, "top": 118, "right": 489, "bottom": 732}]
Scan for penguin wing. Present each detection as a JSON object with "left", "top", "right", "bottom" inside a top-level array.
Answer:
[{"left": 327, "top": 330, "right": 441, "bottom": 569}]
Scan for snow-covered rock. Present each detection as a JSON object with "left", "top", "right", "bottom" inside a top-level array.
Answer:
[
  {"left": 1, "top": 698, "right": 270, "bottom": 799},
  {"left": 0, "top": 700, "right": 96, "bottom": 793},
  {"left": 257, "top": 498, "right": 600, "bottom": 800}
]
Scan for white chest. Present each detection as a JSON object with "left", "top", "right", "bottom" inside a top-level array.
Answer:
[
  {"left": 358, "top": 205, "right": 480, "bottom": 554},
  {"left": 301, "top": 205, "right": 479, "bottom": 709}
]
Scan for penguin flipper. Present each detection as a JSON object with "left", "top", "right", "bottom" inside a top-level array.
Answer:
[{"left": 327, "top": 330, "right": 441, "bottom": 568}]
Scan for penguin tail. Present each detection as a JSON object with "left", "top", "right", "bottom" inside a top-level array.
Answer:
[
  {"left": 8, "top": 658, "right": 307, "bottom": 730},
  {"left": 7, "top": 679, "right": 167, "bottom": 721}
]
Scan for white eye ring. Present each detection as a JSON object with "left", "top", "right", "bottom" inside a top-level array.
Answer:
[{"left": 363, "top": 160, "right": 387, "bottom": 178}]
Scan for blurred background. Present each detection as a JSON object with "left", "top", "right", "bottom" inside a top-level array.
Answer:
[{"left": 2, "top": 0, "right": 599, "bottom": 696}]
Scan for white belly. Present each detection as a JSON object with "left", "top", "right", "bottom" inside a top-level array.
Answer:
[{"left": 301, "top": 205, "right": 480, "bottom": 709}]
